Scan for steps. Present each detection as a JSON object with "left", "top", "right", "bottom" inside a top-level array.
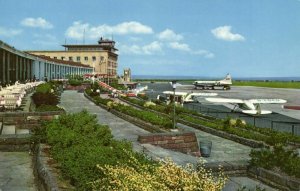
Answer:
[
  {"left": 0, "top": 122, "right": 31, "bottom": 152},
  {"left": 97, "top": 81, "right": 124, "bottom": 95}
]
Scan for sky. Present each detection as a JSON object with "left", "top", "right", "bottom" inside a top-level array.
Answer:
[{"left": 0, "top": 0, "right": 300, "bottom": 78}]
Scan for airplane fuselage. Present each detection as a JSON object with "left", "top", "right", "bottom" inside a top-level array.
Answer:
[
  {"left": 193, "top": 81, "right": 231, "bottom": 90},
  {"left": 193, "top": 74, "right": 232, "bottom": 90}
]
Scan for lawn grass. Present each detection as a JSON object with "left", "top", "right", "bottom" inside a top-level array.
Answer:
[
  {"left": 233, "top": 81, "right": 300, "bottom": 89},
  {"left": 134, "top": 79, "right": 300, "bottom": 89}
]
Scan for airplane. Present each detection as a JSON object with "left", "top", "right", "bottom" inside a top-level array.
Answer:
[
  {"left": 158, "top": 91, "right": 218, "bottom": 105},
  {"left": 193, "top": 74, "right": 232, "bottom": 90},
  {"left": 124, "top": 84, "right": 148, "bottom": 97},
  {"left": 205, "top": 97, "right": 287, "bottom": 115}
]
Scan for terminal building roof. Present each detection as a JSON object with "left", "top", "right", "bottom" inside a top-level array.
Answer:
[
  {"left": 33, "top": 55, "right": 93, "bottom": 68},
  {"left": 62, "top": 37, "right": 118, "bottom": 52}
]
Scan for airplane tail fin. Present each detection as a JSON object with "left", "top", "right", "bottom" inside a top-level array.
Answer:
[{"left": 221, "top": 73, "right": 232, "bottom": 84}]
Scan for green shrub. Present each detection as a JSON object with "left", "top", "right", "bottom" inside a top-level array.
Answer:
[
  {"left": 44, "top": 111, "right": 152, "bottom": 189},
  {"left": 85, "top": 88, "right": 100, "bottom": 97},
  {"left": 250, "top": 145, "right": 300, "bottom": 178},
  {"left": 85, "top": 88, "right": 93, "bottom": 95},
  {"left": 265, "top": 132, "right": 290, "bottom": 145},
  {"left": 35, "top": 105, "right": 64, "bottom": 112},
  {"left": 111, "top": 103, "right": 173, "bottom": 129},
  {"left": 137, "top": 94, "right": 148, "bottom": 100},
  {"left": 109, "top": 82, "right": 127, "bottom": 90},
  {"left": 36, "top": 83, "right": 52, "bottom": 93},
  {"left": 32, "top": 92, "right": 59, "bottom": 107},
  {"left": 93, "top": 96, "right": 112, "bottom": 106},
  {"left": 68, "top": 79, "right": 82, "bottom": 86}
]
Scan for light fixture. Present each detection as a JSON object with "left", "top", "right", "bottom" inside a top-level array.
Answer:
[{"left": 171, "top": 80, "right": 177, "bottom": 129}]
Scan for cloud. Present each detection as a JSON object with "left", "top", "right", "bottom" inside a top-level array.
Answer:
[
  {"left": 32, "top": 34, "right": 58, "bottom": 46},
  {"left": 157, "top": 29, "right": 183, "bottom": 41},
  {"left": 129, "top": 37, "right": 142, "bottom": 42},
  {"left": 21, "top": 17, "right": 53, "bottom": 29},
  {"left": 143, "top": 41, "right": 163, "bottom": 54},
  {"left": 0, "top": 27, "right": 22, "bottom": 37},
  {"left": 120, "top": 41, "right": 163, "bottom": 55},
  {"left": 169, "top": 42, "right": 190, "bottom": 51},
  {"left": 192, "top": 50, "right": 215, "bottom": 58},
  {"left": 65, "top": 21, "right": 153, "bottom": 40},
  {"left": 211, "top": 26, "right": 245, "bottom": 41},
  {"left": 168, "top": 42, "right": 214, "bottom": 58}
]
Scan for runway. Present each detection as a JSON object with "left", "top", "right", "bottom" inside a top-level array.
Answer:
[
  {"left": 177, "top": 85, "right": 300, "bottom": 121},
  {"left": 142, "top": 82, "right": 300, "bottom": 135}
]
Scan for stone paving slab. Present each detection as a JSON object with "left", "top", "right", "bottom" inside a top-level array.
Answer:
[
  {"left": 177, "top": 123, "right": 251, "bottom": 164},
  {"left": 0, "top": 152, "right": 37, "bottom": 191},
  {"left": 1, "top": 125, "right": 15, "bottom": 135},
  {"left": 16, "top": 129, "right": 30, "bottom": 135},
  {"left": 223, "top": 176, "right": 278, "bottom": 191}
]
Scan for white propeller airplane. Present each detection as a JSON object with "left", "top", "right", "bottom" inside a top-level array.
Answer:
[
  {"left": 205, "top": 97, "right": 287, "bottom": 115},
  {"left": 159, "top": 91, "right": 218, "bottom": 104},
  {"left": 193, "top": 74, "right": 232, "bottom": 90}
]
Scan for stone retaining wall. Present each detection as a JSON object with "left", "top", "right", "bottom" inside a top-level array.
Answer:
[
  {"left": 0, "top": 111, "right": 64, "bottom": 151},
  {"left": 0, "top": 134, "right": 31, "bottom": 151},
  {"left": 138, "top": 132, "right": 201, "bottom": 157},
  {"left": 34, "top": 144, "right": 74, "bottom": 191},
  {"left": 204, "top": 160, "right": 248, "bottom": 176},
  {"left": 0, "top": 111, "right": 65, "bottom": 129},
  {"left": 248, "top": 167, "right": 300, "bottom": 191},
  {"left": 178, "top": 119, "right": 266, "bottom": 148}
]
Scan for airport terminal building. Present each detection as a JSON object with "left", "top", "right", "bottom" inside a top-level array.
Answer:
[
  {"left": 27, "top": 37, "right": 118, "bottom": 79},
  {"left": 0, "top": 40, "right": 93, "bottom": 85}
]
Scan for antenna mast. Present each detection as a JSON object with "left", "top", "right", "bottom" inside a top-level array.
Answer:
[
  {"left": 83, "top": 28, "right": 85, "bottom": 44},
  {"left": 64, "top": 39, "right": 67, "bottom": 51}
]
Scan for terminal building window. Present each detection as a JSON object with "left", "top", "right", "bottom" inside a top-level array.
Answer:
[
  {"left": 92, "top": 56, "right": 96, "bottom": 61},
  {"left": 61, "top": 56, "right": 65, "bottom": 60},
  {"left": 69, "top": 56, "right": 73, "bottom": 61},
  {"left": 76, "top": 56, "right": 80, "bottom": 61},
  {"left": 53, "top": 57, "right": 57, "bottom": 59},
  {"left": 84, "top": 56, "right": 88, "bottom": 61}
]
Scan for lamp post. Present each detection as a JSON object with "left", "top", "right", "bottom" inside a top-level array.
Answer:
[
  {"left": 171, "top": 80, "right": 177, "bottom": 129},
  {"left": 92, "top": 62, "right": 95, "bottom": 85}
]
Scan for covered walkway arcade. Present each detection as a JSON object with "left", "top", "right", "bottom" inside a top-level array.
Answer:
[{"left": 0, "top": 40, "right": 93, "bottom": 86}]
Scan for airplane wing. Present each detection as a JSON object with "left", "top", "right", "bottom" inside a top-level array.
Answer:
[
  {"left": 162, "top": 91, "right": 187, "bottom": 96},
  {"left": 205, "top": 97, "right": 244, "bottom": 103},
  {"left": 242, "top": 110, "right": 272, "bottom": 115},
  {"left": 192, "top": 93, "right": 218, "bottom": 97},
  {"left": 249, "top": 99, "right": 287, "bottom": 104}
]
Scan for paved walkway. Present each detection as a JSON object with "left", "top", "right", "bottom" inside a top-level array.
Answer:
[
  {"left": 0, "top": 152, "right": 37, "bottom": 191},
  {"left": 59, "top": 91, "right": 277, "bottom": 190},
  {"left": 0, "top": 92, "right": 37, "bottom": 191}
]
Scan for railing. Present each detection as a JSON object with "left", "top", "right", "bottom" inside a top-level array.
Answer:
[{"left": 184, "top": 103, "right": 300, "bottom": 136}]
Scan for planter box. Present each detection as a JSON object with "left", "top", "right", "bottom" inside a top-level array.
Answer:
[
  {"left": 248, "top": 166, "right": 300, "bottom": 191},
  {"left": 138, "top": 132, "right": 201, "bottom": 157},
  {"left": 65, "top": 83, "right": 91, "bottom": 91}
]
